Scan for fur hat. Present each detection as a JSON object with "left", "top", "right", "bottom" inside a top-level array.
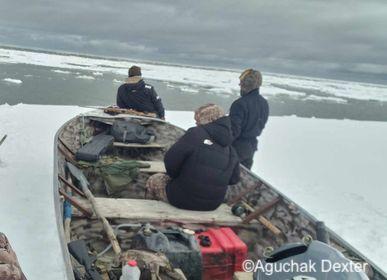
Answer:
[
  {"left": 128, "top": 65, "right": 142, "bottom": 77},
  {"left": 194, "top": 104, "right": 225, "bottom": 125},
  {"left": 239, "top": 68, "right": 262, "bottom": 95}
]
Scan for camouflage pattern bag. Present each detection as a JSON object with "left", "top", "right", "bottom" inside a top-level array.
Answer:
[
  {"left": 121, "top": 250, "right": 186, "bottom": 280},
  {"left": 79, "top": 158, "right": 150, "bottom": 194},
  {"left": 0, "top": 233, "right": 26, "bottom": 280}
]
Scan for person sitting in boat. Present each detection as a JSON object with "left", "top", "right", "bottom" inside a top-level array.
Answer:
[
  {"left": 229, "top": 69, "right": 269, "bottom": 169},
  {"left": 145, "top": 104, "right": 240, "bottom": 211},
  {"left": 116, "top": 65, "right": 165, "bottom": 119}
]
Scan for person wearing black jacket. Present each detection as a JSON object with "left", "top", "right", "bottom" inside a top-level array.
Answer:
[
  {"left": 229, "top": 69, "right": 269, "bottom": 169},
  {"left": 145, "top": 104, "right": 240, "bottom": 211},
  {"left": 116, "top": 65, "right": 165, "bottom": 119}
]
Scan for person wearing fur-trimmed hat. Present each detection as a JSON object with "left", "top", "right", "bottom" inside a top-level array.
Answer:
[
  {"left": 229, "top": 69, "right": 269, "bottom": 169},
  {"left": 145, "top": 104, "right": 240, "bottom": 211},
  {"left": 116, "top": 65, "right": 165, "bottom": 119}
]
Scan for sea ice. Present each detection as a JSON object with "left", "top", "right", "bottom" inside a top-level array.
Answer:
[
  {"left": 1, "top": 47, "right": 387, "bottom": 102},
  {"left": 76, "top": 75, "right": 95, "bottom": 80},
  {"left": 51, "top": 69, "right": 71, "bottom": 74},
  {"left": 2, "top": 78, "right": 23, "bottom": 84}
]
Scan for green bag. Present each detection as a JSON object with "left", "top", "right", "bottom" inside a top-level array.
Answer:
[{"left": 80, "top": 158, "right": 149, "bottom": 194}]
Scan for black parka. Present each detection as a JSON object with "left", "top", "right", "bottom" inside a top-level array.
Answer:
[
  {"left": 229, "top": 89, "right": 269, "bottom": 163},
  {"left": 116, "top": 78, "right": 165, "bottom": 118},
  {"left": 164, "top": 117, "right": 240, "bottom": 211}
]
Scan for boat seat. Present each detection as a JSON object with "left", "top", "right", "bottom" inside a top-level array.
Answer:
[
  {"left": 73, "top": 197, "right": 242, "bottom": 225},
  {"left": 113, "top": 142, "right": 166, "bottom": 148},
  {"left": 138, "top": 161, "right": 166, "bottom": 173}
]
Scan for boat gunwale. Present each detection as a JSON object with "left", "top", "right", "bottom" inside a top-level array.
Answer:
[{"left": 54, "top": 117, "right": 77, "bottom": 280}]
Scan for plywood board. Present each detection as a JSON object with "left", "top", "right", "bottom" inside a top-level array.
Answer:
[
  {"left": 138, "top": 161, "right": 166, "bottom": 173},
  {"left": 75, "top": 197, "right": 242, "bottom": 225},
  {"left": 113, "top": 142, "right": 165, "bottom": 148}
]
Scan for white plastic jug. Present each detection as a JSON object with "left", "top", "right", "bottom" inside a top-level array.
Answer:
[{"left": 120, "top": 260, "right": 141, "bottom": 280}]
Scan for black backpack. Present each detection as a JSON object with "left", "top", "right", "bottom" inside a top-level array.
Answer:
[{"left": 111, "top": 120, "right": 155, "bottom": 144}]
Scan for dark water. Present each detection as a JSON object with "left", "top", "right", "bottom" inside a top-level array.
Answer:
[{"left": 1, "top": 63, "right": 387, "bottom": 122}]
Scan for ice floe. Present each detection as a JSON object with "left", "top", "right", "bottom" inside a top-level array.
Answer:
[
  {"left": 51, "top": 69, "right": 71, "bottom": 74},
  {"left": 76, "top": 75, "right": 95, "bottom": 80},
  {"left": 1, "top": 47, "right": 387, "bottom": 102},
  {"left": 2, "top": 78, "right": 23, "bottom": 84},
  {"left": 112, "top": 78, "right": 122, "bottom": 84}
]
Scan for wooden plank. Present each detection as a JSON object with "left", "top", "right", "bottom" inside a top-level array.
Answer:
[
  {"left": 258, "top": 216, "right": 282, "bottom": 236},
  {"left": 58, "top": 145, "right": 78, "bottom": 166},
  {"left": 240, "top": 201, "right": 282, "bottom": 236},
  {"left": 243, "top": 197, "right": 281, "bottom": 224},
  {"left": 0, "top": 135, "right": 7, "bottom": 146},
  {"left": 73, "top": 197, "right": 242, "bottom": 225},
  {"left": 229, "top": 182, "right": 262, "bottom": 205},
  {"left": 82, "top": 184, "right": 122, "bottom": 255},
  {"left": 138, "top": 161, "right": 166, "bottom": 173},
  {"left": 103, "top": 107, "right": 157, "bottom": 118},
  {"left": 234, "top": 272, "right": 253, "bottom": 280},
  {"left": 58, "top": 137, "right": 74, "bottom": 155},
  {"left": 67, "top": 162, "right": 121, "bottom": 255},
  {"left": 113, "top": 142, "right": 165, "bottom": 148},
  {"left": 58, "top": 175, "right": 86, "bottom": 198},
  {"left": 83, "top": 109, "right": 161, "bottom": 121},
  {"left": 58, "top": 188, "right": 93, "bottom": 218},
  {"left": 88, "top": 117, "right": 114, "bottom": 126}
]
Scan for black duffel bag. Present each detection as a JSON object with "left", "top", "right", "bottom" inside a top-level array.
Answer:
[{"left": 111, "top": 120, "right": 155, "bottom": 144}]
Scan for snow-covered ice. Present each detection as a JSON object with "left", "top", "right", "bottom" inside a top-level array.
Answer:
[
  {"left": 255, "top": 116, "right": 387, "bottom": 272},
  {"left": 302, "top": 94, "right": 348, "bottom": 104},
  {"left": 76, "top": 75, "right": 95, "bottom": 80},
  {"left": 1, "top": 47, "right": 387, "bottom": 102},
  {"left": 51, "top": 69, "right": 71, "bottom": 74},
  {"left": 0, "top": 104, "right": 90, "bottom": 280},
  {"left": 92, "top": 71, "right": 103, "bottom": 76},
  {"left": 180, "top": 86, "right": 199, "bottom": 94},
  {"left": 112, "top": 78, "right": 123, "bottom": 84},
  {"left": 2, "top": 78, "right": 23, "bottom": 84}
]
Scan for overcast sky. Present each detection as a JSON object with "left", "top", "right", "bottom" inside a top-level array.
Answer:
[{"left": 1, "top": 1, "right": 387, "bottom": 84}]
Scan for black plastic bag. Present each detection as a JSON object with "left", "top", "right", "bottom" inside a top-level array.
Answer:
[{"left": 111, "top": 120, "right": 154, "bottom": 144}]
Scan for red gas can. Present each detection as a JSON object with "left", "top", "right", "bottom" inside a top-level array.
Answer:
[{"left": 195, "top": 227, "right": 248, "bottom": 280}]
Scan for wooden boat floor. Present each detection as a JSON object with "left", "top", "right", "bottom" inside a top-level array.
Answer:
[
  {"left": 74, "top": 197, "right": 242, "bottom": 225},
  {"left": 138, "top": 161, "right": 166, "bottom": 173},
  {"left": 113, "top": 142, "right": 166, "bottom": 148}
]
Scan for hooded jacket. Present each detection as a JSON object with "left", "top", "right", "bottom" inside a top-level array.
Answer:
[
  {"left": 229, "top": 88, "right": 269, "bottom": 160},
  {"left": 164, "top": 116, "right": 240, "bottom": 211},
  {"left": 116, "top": 76, "right": 165, "bottom": 118}
]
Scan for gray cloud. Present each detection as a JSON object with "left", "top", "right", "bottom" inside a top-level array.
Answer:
[{"left": 0, "top": 0, "right": 387, "bottom": 83}]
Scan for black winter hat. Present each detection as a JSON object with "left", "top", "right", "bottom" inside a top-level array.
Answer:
[{"left": 128, "top": 65, "right": 142, "bottom": 77}]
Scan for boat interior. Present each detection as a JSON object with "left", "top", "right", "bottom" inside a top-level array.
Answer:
[{"left": 55, "top": 109, "right": 379, "bottom": 279}]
